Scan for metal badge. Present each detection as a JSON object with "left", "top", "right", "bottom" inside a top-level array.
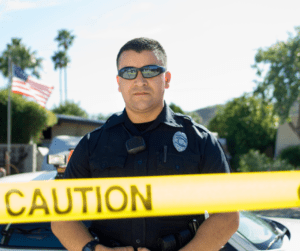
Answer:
[{"left": 173, "top": 131, "right": 188, "bottom": 152}]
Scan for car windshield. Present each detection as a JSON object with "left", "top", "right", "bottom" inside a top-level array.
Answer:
[
  {"left": 238, "top": 211, "right": 283, "bottom": 249},
  {"left": 0, "top": 221, "right": 91, "bottom": 249}
]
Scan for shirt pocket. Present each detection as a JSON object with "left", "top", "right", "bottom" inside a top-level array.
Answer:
[
  {"left": 157, "top": 153, "right": 200, "bottom": 175},
  {"left": 91, "top": 155, "right": 127, "bottom": 177}
]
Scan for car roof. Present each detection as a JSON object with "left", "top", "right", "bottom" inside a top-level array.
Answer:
[{"left": 0, "top": 171, "right": 57, "bottom": 183}]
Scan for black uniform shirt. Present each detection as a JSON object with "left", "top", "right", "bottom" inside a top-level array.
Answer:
[{"left": 64, "top": 102, "right": 230, "bottom": 250}]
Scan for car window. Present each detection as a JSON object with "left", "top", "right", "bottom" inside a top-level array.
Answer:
[
  {"left": 239, "top": 212, "right": 273, "bottom": 243},
  {"left": 238, "top": 211, "right": 283, "bottom": 249}
]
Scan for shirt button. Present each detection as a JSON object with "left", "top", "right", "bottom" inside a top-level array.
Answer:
[
  {"left": 138, "top": 160, "right": 142, "bottom": 165},
  {"left": 136, "top": 239, "right": 141, "bottom": 244}
]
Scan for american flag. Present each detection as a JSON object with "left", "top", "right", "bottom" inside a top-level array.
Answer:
[{"left": 12, "top": 65, "right": 54, "bottom": 107}]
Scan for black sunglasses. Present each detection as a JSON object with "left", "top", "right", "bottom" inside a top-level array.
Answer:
[{"left": 118, "top": 65, "right": 166, "bottom": 80}]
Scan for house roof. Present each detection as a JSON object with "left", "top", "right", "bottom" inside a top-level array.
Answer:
[
  {"left": 56, "top": 114, "right": 106, "bottom": 126},
  {"left": 290, "top": 101, "right": 299, "bottom": 117}
]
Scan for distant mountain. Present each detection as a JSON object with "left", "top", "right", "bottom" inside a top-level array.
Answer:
[{"left": 194, "top": 104, "right": 224, "bottom": 126}]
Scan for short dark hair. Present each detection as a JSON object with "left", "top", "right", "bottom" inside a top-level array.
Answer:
[{"left": 116, "top": 37, "right": 167, "bottom": 69}]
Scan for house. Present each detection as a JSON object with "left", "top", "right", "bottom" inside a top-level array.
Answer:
[
  {"left": 274, "top": 102, "right": 300, "bottom": 157},
  {"left": 41, "top": 114, "right": 106, "bottom": 148}
]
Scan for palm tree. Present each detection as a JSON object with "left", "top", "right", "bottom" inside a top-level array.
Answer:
[
  {"left": 51, "top": 51, "right": 69, "bottom": 104},
  {"left": 0, "top": 38, "right": 43, "bottom": 78},
  {"left": 54, "top": 30, "right": 75, "bottom": 101}
]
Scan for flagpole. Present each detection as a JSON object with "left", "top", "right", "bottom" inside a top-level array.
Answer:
[{"left": 6, "top": 57, "right": 12, "bottom": 175}]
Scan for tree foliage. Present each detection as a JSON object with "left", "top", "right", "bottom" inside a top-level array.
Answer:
[
  {"left": 52, "top": 29, "right": 75, "bottom": 103},
  {"left": 0, "top": 38, "right": 43, "bottom": 78},
  {"left": 252, "top": 26, "right": 300, "bottom": 124},
  {"left": 239, "top": 149, "right": 295, "bottom": 172},
  {"left": 279, "top": 145, "right": 300, "bottom": 167},
  {"left": 96, "top": 113, "right": 111, "bottom": 121},
  {"left": 52, "top": 51, "right": 69, "bottom": 70},
  {"left": 55, "top": 29, "right": 76, "bottom": 51},
  {"left": 208, "top": 94, "right": 278, "bottom": 170},
  {"left": 51, "top": 100, "right": 88, "bottom": 118},
  {"left": 0, "top": 89, "right": 57, "bottom": 143},
  {"left": 169, "top": 103, "right": 185, "bottom": 114}
]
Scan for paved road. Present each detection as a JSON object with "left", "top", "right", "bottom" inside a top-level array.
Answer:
[{"left": 252, "top": 208, "right": 300, "bottom": 219}]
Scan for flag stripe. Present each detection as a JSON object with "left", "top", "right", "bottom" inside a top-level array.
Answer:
[
  {"left": 12, "top": 81, "right": 48, "bottom": 101},
  {"left": 11, "top": 66, "right": 53, "bottom": 107},
  {"left": 12, "top": 87, "right": 47, "bottom": 105}
]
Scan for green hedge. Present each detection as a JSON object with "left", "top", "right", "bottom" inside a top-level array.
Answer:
[
  {"left": 279, "top": 145, "right": 300, "bottom": 167},
  {"left": 238, "top": 149, "right": 296, "bottom": 172},
  {"left": 0, "top": 89, "right": 57, "bottom": 143}
]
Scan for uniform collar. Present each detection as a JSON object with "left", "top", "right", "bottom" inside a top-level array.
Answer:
[
  {"left": 105, "top": 101, "right": 182, "bottom": 130},
  {"left": 156, "top": 101, "right": 183, "bottom": 128}
]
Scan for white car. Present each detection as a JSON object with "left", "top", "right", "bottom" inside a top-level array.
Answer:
[
  {"left": 41, "top": 135, "right": 82, "bottom": 171},
  {"left": 1, "top": 170, "right": 300, "bottom": 251}
]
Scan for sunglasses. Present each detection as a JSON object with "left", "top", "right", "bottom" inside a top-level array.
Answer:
[{"left": 118, "top": 65, "right": 166, "bottom": 80}]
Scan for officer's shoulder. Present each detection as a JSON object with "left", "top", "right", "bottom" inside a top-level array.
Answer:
[
  {"left": 174, "top": 112, "right": 211, "bottom": 135},
  {"left": 86, "top": 112, "right": 123, "bottom": 139}
]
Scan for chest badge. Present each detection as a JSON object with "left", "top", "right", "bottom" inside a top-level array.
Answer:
[{"left": 173, "top": 131, "right": 188, "bottom": 152}]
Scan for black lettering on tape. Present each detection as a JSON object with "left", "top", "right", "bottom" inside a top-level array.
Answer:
[
  {"left": 74, "top": 187, "right": 93, "bottom": 213},
  {"left": 96, "top": 186, "right": 102, "bottom": 213},
  {"left": 5, "top": 189, "right": 26, "bottom": 216},
  {"left": 131, "top": 185, "right": 152, "bottom": 211},
  {"left": 105, "top": 186, "right": 127, "bottom": 212},
  {"left": 52, "top": 188, "right": 72, "bottom": 214},
  {"left": 28, "top": 189, "right": 50, "bottom": 215}
]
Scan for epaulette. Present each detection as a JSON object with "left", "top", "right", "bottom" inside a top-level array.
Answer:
[
  {"left": 87, "top": 125, "right": 103, "bottom": 140},
  {"left": 86, "top": 112, "right": 124, "bottom": 141},
  {"left": 105, "top": 111, "right": 123, "bottom": 124},
  {"left": 180, "top": 114, "right": 209, "bottom": 133}
]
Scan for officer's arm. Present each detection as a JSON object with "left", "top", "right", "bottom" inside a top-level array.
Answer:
[
  {"left": 179, "top": 211, "right": 239, "bottom": 251},
  {"left": 51, "top": 221, "right": 134, "bottom": 251},
  {"left": 51, "top": 221, "right": 100, "bottom": 251}
]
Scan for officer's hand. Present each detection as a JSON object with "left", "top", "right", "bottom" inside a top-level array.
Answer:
[
  {"left": 95, "top": 245, "right": 134, "bottom": 251},
  {"left": 110, "top": 247, "right": 134, "bottom": 251},
  {"left": 137, "top": 248, "right": 150, "bottom": 251}
]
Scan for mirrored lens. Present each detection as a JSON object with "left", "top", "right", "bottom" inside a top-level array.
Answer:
[
  {"left": 141, "top": 66, "right": 161, "bottom": 78},
  {"left": 121, "top": 68, "right": 137, "bottom": 79},
  {"left": 119, "top": 65, "right": 165, "bottom": 79}
]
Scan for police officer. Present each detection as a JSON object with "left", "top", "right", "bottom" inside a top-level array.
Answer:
[{"left": 51, "top": 37, "right": 239, "bottom": 251}]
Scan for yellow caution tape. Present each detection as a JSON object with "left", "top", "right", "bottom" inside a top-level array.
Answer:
[{"left": 1, "top": 171, "right": 300, "bottom": 224}]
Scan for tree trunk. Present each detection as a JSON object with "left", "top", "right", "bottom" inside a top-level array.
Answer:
[
  {"left": 64, "top": 66, "right": 67, "bottom": 101},
  {"left": 60, "top": 68, "right": 62, "bottom": 104},
  {"left": 297, "top": 101, "right": 300, "bottom": 137}
]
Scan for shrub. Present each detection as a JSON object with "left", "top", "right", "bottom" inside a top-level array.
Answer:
[
  {"left": 0, "top": 89, "right": 57, "bottom": 143},
  {"left": 207, "top": 94, "right": 278, "bottom": 171},
  {"left": 279, "top": 145, "right": 300, "bottom": 167},
  {"left": 239, "top": 149, "right": 295, "bottom": 172}
]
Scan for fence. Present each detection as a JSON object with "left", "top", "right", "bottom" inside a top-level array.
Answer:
[{"left": 0, "top": 144, "right": 37, "bottom": 174}]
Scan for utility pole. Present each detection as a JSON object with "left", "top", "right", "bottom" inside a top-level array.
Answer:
[
  {"left": 64, "top": 62, "right": 67, "bottom": 101},
  {"left": 6, "top": 57, "right": 12, "bottom": 175}
]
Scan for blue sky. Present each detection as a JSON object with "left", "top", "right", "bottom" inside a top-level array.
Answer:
[{"left": 1, "top": 0, "right": 300, "bottom": 116}]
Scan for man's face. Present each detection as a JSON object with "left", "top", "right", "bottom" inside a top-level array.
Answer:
[{"left": 117, "top": 50, "right": 170, "bottom": 115}]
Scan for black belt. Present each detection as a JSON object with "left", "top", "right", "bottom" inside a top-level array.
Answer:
[{"left": 89, "top": 219, "right": 200, "bottom": 251}]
